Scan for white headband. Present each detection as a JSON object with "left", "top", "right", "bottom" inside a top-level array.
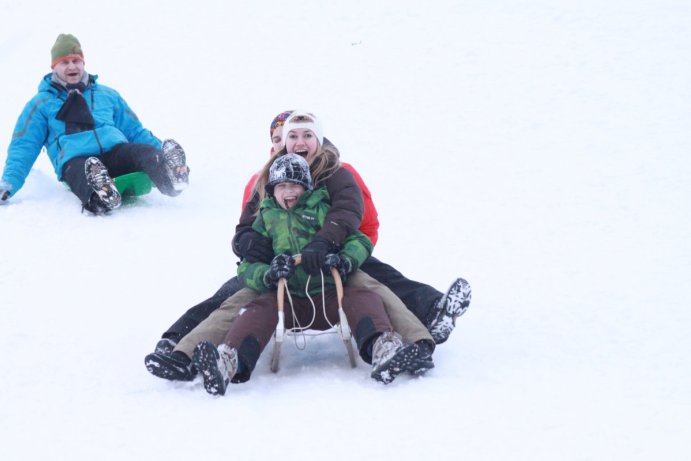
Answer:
[{"left": 283, "top": 111, "right": 324, "bottom": 147}]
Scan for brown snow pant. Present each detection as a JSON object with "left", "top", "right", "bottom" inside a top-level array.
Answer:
[{"left": 224, "top": 286, "right": 391, "bottom": 371}]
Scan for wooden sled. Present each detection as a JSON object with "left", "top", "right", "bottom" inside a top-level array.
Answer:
[{"left": 270, "top": 256, "right": 358, "bottom": 372}]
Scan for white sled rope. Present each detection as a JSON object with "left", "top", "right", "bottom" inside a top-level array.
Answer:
[{"left": 270, "top": 255, "right": 358, "bottom": 372}]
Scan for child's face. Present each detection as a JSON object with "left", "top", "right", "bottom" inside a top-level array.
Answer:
[
  {"left": 274, "top": 182, "right": 305, "bottom": 209},
  {"left": 285, "top": 128, "right": 319, "bottom": 161}
]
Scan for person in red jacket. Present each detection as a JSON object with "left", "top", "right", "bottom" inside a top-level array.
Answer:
[{"left": 150, "top": 111, "right": 470, "bottom": 361}]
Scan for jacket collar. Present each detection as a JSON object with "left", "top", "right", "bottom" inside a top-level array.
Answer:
[{"left": 39, "top": 72, "right": 98, "bottom": 94}]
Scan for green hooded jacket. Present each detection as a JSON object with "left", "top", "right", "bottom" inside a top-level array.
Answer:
[{"left": 238, "top": 187, "right": 372, "bottom": 296}]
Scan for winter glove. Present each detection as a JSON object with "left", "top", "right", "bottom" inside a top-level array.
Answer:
[
  {"left": 322, "top": 253, "right": 353, "bottom": 282},
  {"left": 301, "top": 236, "right": 335, "bottom": 276},
  {"left": 0, "top": 181, "right": 11, "bottom": 205},
  {"left": 264, "top": 252, "right": 296, "bottom": 289},
  {"left": 236, "top": 230, "right": 274, "bottom": 264}
]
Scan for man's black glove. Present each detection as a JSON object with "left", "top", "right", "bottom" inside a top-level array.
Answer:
[
  {"left": 236, "top": 230, "right": 273, "bottom": 264},
  {"left": 301, "top": 236, "right": 334, "bottom": 276},
  {"left": 322, "top": 253, "right": 352, "bottom": 282},
  {"left": 0, "top": 181, "right": 11, "bottom": 205},
  {"left": 264, "top": 252, "right": 296, "bottom": 289}
]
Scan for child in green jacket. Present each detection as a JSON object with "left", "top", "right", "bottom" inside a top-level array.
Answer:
[{"left": 192, "top": 154, "right": 426, "bottom": 395}]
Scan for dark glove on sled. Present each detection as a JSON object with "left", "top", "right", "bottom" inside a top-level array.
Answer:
[
  {"left": 322, "top": 253, "right": 352, "bottom": 282},
  {"left": 264, "top": 252, "right": 296, "bottom": 289},
  {"left": 301, "top": 236, "right": 334, "bottom": 276},
  {"left": 236, "top": 230, "right": 274, "bottom": 263}
]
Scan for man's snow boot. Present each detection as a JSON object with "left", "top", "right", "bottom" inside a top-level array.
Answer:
[
  {"left": 371, "top": 332, "right": 420, "bottom": 384},
  {"left": 162, "top": 139, "right": 189, "bottom": 192},
  {"left": 427, "top": 278, "right": 472, "bottom": 344},
  {"left": 144, "top": 350, "right": 196, "bottom": 381},
  {"left": 84, "top": 156, "right": 121, "bottom": 214},
  {"left": 192, "top": 341, "right": 238, "bottom": 396}
]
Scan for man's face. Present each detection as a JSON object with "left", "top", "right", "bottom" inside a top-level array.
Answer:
[{"left": 54, "top": 58, "right": 85, "bottom": 84}]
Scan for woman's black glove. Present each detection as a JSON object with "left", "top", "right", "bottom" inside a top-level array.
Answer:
[
  {"left": 322, "top": 254, "right": 352, "bottom": 282},
  {"left": 301, "top": 236, "right": 334, "bottom": 275},
  {"left": 236, "top": 230, "right": 274, "bottom": 263},
  {"left": 264, "top": 252, "right": 296, "bottom": 289}
]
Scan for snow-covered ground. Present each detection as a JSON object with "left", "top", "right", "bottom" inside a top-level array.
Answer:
[{"left": 1, "top": 1, "right": 690, "bottom": 460}]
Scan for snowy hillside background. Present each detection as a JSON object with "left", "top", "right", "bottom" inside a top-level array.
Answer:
[{"left": 1, "top": 0, "right": 690, "bottom": 460}]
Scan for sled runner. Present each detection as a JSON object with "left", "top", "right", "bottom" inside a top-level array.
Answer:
[{"left": 270, "top": 255, "right": 358, "bottom": 373}]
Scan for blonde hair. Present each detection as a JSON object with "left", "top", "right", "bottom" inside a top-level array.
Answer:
[{"left": 252, "top": 139, "right": 341, "bottom": 207}]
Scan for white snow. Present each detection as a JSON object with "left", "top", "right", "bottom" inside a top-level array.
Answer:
[{"left": 1, "top": 1, "right": 690, "bottom": 460}]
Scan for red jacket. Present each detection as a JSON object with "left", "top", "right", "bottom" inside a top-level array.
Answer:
[{"left": 240, "top": 161, "right": 379, "bottom": 246}]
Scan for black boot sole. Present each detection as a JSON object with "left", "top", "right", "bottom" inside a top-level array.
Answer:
[
  {"left": 371, "top": 343, "right": 421, "bottom": 384},
  {"left": 144, "top": 353, "right": 195, "bottom": 381},
  {"left": 192, "top": 341, "right": 228, "bottom": 396}
]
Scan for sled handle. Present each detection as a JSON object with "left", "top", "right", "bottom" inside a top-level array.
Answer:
[
  {"left": 277, "top": 278, "right": 286, "bottom": 313},
  {"left": 277, "top": 254, "right": 301, "bottom": 314},
  {"left": 331, "top": 266, "right": 344, "bottom": 304},
  {"left": 276, "top": 254, "right": 343, "bottom": 307},
  {"left": 330, "top": 267, "right": 356, "bottom": 367}
]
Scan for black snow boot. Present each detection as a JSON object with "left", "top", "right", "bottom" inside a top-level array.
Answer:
[
  {"left": 83, "top": 156, "right": 121, "bottom": 214},
  {"left": 427, "top": 278, "right": 472, "bottom": 344},
  {"left": 371, "top": 332, "right": 420, "bottom": 384},
  {"left": 192, "top": 341, "right": 238, "bottom": 396},
  {"left": 144, "top": 350, "right": 196, "bottom": 381},
  {"left": 161, "top": 139, "right": 189, "bottom": 192},
  {"left": 408, "top": 340, "right": 435, "bottom": 376}
]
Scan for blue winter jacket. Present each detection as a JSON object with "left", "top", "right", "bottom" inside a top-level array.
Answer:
[{"left": 1, "top": 73, "right": 161, "bottom": 196}]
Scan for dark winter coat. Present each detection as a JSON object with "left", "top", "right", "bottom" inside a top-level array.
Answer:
[
  {"left": 1, "top": 73, "right": 160, "bottom": 196},
  {"left": 237, "top": 187, "right": 373, "bottom": 296}
]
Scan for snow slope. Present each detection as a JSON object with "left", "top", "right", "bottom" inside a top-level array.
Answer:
[{"left": 1, "top": 1, "right": 690, "bottom": 460}]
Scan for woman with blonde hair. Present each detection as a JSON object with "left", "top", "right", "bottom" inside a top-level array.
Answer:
[{"left": 234, "top": 111, "right": 470, "bottom": 343}]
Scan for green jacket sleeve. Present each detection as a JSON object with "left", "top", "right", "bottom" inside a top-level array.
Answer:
[
  {"left": 237, "top": 260, "right": 271, "bottom": 293},
  {"left": 236, "top": 209, "right": 273, "bottom": 293},
  {"left": 339, "top": 231, "right": 373, "bottom": 273}
]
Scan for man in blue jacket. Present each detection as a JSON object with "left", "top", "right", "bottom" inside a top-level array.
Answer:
[{"left": 0, "top": 33, "right": 190, "bottom": 214}]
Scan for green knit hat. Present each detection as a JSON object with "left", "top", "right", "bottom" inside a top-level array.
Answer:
[{"left": 51, "top": 34, "right": 84, "bottom": 68}]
